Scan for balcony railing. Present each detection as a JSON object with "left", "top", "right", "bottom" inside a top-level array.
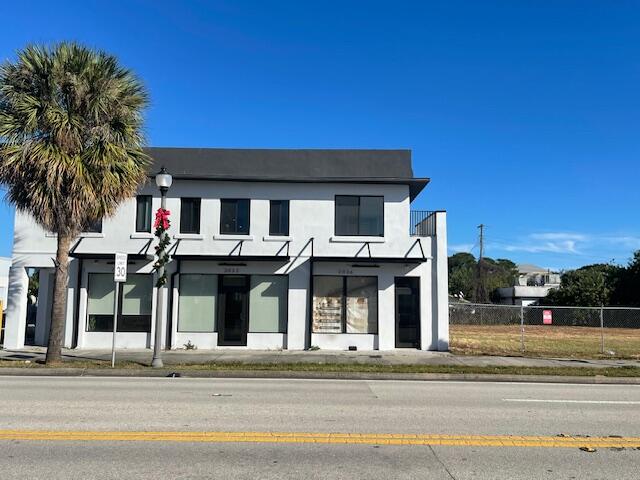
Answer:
[{"left": 410, "top": 210, "right": 437, "bottom": 237}]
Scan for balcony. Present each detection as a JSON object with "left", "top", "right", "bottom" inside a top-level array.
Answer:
[{"left": 410, "top": 210, "right": 437, "bottom": 237}]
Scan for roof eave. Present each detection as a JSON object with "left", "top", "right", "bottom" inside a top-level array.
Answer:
[{"left": 143, "top": 174, "right": 430, "bottom": 200}]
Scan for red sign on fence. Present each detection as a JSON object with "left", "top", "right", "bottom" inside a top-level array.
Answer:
[{"left": 543, "top": 310, "right": 553, "bottom": 325}]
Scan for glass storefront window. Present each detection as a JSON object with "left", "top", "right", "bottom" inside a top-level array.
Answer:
[
  {"left": 313, "top": 276, "right": 378, "bottom": 334},
  {"left": 86, "top": 273, "right": 152, "bottom": 333},
  {"left": 249, "top": 276, "right": 288, "bottom": 333},
  {"left": 312, "top": 276, "right": 343, "bottom": 333},
  {"left": 87, "top": 273, "right": 115, "bottom": 332},
  {"left": 119, "top": 274, "right": 152, "bottom": 332},
  {"left": 121, "top": 275, "right": 152, "bottom": 315},
  {"left": 178, "top": 274, "right": 217, "bottom": 332},
  {"left": 346, "top": 277, "right": 378, "bottom": 334}
]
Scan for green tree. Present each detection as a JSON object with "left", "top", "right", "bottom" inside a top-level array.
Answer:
[
  {"left": 448, "top": 253, "right": 518, "bottom": 302},
  {"left": 0, "top": 43, "right": 149, "bottom": 363},
  {"left": 611, "top": 250, "right": 640, "bottom": 306},
  {"left": 448, "top": 252, "right": 475, "bottom": 299},
  {"left": 27, "top": 269, "right": 40, "bottom": 300},
  {"left": 485, "top": 258, "right": 518, "bottom": 302},
  {"left": 546, "top": 264, "right": 622, "bottom": 307}
]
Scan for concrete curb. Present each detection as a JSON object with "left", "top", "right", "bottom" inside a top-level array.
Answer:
[{"left": 1, "top": 368, "right": 639, "bottom": 384}]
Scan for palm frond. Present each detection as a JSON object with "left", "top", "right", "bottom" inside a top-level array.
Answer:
[{"left": 0, "top": 42, "right": 150, "bottom": 235}]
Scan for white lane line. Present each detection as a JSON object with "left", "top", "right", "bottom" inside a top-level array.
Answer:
[{"left": 503, "top": 398, "right": 640, "bottom": 405}]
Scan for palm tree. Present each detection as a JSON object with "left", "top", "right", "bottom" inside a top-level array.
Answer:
[{"left": 0, "top": 43, "right": 149, "bottom": 364}]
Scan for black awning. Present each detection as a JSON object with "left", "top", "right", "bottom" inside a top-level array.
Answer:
[
  {"left": 68, "top": 252, "right": 154, "bottom": 261},
  {"left": 173, "top": 255, "right": 290, "bottom": 263},
  {"left": 312, "top": 256, "right": 426, "bottom": 264}
]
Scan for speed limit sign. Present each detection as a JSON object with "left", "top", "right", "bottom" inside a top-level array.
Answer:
[{"left": 114, "top": 252, "right": 128, "bottom": 283}]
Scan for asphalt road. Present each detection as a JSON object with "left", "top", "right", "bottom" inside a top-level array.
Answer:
[{"left": 0, "top": 376, "right": 639, "bottom": 479}]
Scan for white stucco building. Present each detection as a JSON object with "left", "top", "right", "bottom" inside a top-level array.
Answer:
[
  {"left": 497, "top": 263, "right": 561, "bottom": 306},
  {"left": 3, "top": 148, "right": 449, "bottom": 351}
]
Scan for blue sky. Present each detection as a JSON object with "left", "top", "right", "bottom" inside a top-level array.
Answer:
[{"left": 1, "top": 0, "right": 639, "bottom": 270}]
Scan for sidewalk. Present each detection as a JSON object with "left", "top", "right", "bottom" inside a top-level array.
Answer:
[{"left": 1, "top": 347, "right": 638, "bottom": 369}]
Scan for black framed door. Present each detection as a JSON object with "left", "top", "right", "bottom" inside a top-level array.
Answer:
[
  {"left": 395, "top": 277, "right": 420, "bottom": 348},
  {"left": 217, "top": 275, "right": 249, "bottom": 346}
]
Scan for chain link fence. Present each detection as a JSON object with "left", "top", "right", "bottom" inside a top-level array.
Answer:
[{"left": 449, "top": 302, "right": 640, "bottom": 359}]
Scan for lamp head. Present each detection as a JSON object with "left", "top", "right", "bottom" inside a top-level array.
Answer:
[{"left": 155, "top": 167, "right": 172, "bottom": 192}]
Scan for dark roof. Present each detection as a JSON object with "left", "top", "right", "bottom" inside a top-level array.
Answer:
[{"left": 144, "top": 147, "right": 429, "bottom": 200}]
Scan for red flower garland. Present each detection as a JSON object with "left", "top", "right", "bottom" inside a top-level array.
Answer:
[
  {"left": 153, "top": 208, "right": 171, "bottom": 287},
  {"left": 154, "top": 208, "right": 171, "bottom": 230}
]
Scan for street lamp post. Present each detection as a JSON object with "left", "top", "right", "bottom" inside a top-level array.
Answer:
[{"left": 152, "top": 167, "right": 172, "bottom": 368}]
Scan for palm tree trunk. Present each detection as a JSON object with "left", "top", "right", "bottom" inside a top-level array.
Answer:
[{"left": 45, "top": 233, "right": 73, "bottom": 364}]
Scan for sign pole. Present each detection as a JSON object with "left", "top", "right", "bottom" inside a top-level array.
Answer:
[
  {"left": 111, "top": 283, "right": 120, "bottom": 368},
  {"left": 520, "top": 305, "right": 525, "bottom": 353},
  {"left": 600, "top": 305, "right": 605, "bottom": 354},
  {"left": 112, "top": 253, "right": 128, "bottom": 368}
]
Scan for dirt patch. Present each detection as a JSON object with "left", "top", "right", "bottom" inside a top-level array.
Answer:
[{"left": 450, "top": 325, "right": 640, "bottom": 359}]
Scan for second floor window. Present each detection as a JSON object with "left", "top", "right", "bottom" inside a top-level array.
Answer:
[
  {"left": 180, "top": 198, "right": 201, "bottom": 234},
  {"left": 220, "top": 199, "right": 250, "bottom": 235},
  {"left": 135, "top": 195, "right": 152, "bottom": 233},
  {"left": 83, "top": 218, "right": 103, "bottom": 233},
  {"left": 335, "top": 195, "right": 384, "bottom": 236},
  {"left": 269, "top": 200, "right": 289, "bottom": 236}
]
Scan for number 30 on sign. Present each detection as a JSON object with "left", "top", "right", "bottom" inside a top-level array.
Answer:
[{"left": 114, "top": 252, "right": 128, "bottom": 283}]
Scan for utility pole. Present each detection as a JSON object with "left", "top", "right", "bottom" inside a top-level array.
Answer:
[{"left": 475, "top": 224, "right": 487, "bottom": 303}]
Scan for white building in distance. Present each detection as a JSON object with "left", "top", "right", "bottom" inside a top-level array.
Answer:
[{"left": 497, "top": 263, "right": 561, "bottom": 306}]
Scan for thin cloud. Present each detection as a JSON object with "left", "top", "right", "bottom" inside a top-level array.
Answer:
[
  {"left": 486, "top": 231, "right": 640, "bottom": 264},
  {"left": 497, "top": 240, "right": 579, "bottom": 254},
  {"left": 600, "top": 235, "right": 640, "bottom": 250},
  {"left": 489, "top": 232, "right": 584, "bottom": 254},
  {"left": 451, "top": 231, "right": 640, "bottom": 269},
  {"left": 529, "top": 232, "right": 589, "bottom": 242},
  {"left": 448, "top": 243, "right": 474, "bottom": 253}
]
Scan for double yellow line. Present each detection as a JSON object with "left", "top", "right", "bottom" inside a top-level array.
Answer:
[{"left": 0, "top": 430, "right": 639, "bottom": 448}]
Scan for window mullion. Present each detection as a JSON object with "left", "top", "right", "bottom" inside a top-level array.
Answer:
[
  {"left": 342, "top": 277, "right": 347, "bottom": 333},
  {"left": 356, "top": 196, "right": 361, "bottom": 235}
]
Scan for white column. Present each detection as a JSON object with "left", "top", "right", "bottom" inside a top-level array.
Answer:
[
  {"left": 170, "top": 274, "right": 180, "bottom": 350},
  {"left": 420, "top": 258, "right": 434, "bottom": 350},
  {"left": 287, "top": 259, "right": 310, "bottom": 350},
  {"left": 435, "top": 211, "right": 449, "bottom": 351},
  {"left": 377, "top": 270, "right": 395, "bottom": 350},
  {"left": 63, "top": 260, "right": 79, "bottom": 348},
  {"left": 150, "top": 273, "right": 159, "bottom": 349},
  {"left": 75, "top": 268, "right": 88, "bottom": 349},
  {"left": 3, "top": 265, "right": 29, "bottom": 349}
]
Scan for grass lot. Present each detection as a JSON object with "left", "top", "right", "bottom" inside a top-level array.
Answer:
[
  {"left": 450, "top": 325, "right": 640, "bottom": 360},
  {"left": 1, "top": 358, "right": 640, "bottom": 377}
]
